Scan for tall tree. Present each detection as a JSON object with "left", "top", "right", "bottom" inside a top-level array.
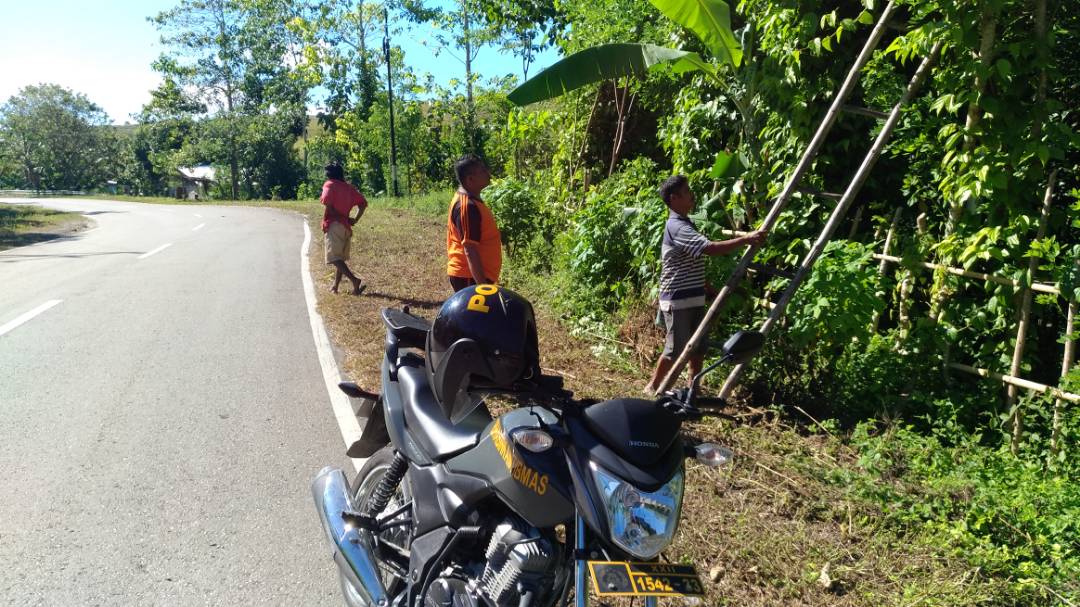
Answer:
[
  {"left": 151, "top": 0, "right": 251, "bottom": 198},
  {"left": 0, "top": 84, "right": 117, "bottom": 191}
]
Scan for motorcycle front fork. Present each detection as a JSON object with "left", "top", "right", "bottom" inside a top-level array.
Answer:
[{"left": 574, "top": 514, "right": 657, "bottom": 607}]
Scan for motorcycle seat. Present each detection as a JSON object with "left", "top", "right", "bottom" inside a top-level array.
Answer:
[
  {"left": 397, "top": 365, "right": 489, "bottom": 461},
  {"left": 381, "top": 308, "right": 430, "bottom": 350}
]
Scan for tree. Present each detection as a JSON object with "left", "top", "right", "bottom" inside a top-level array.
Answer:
[
  {"left": 151, "top": 0, "right": 251, "bottom": 198},
  {"left": 0, "top": 84, "right": 118, "bottom": 191}
]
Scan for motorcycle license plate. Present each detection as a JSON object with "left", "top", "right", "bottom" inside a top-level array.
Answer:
[{"left": 588, "top": 561, "right": 705, "bottom": 597}]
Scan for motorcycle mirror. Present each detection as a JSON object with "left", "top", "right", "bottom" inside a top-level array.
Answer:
[
  {"left": 686, "top": 330, "right": 765, "bottom": 404},
  {"left": 720, "top": 330, "right": 765, "bottom": 365}
]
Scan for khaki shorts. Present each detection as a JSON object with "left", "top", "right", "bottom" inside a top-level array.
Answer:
[
  {"left": 325, "top": 221, "right": 351, "bottom": 263},
  {"left": 662, "top": 306, "right": 707, "bottom": 359}
]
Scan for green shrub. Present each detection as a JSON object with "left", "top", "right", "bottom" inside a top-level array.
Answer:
[
  {"left": 484, "top": 177, "right": 557, "bottom": 257},
  {"left": 847, "top": 415, "right": 1080, "bottom": 604},
  {"left": 565, "top": 158, "right": 663, "bottom": 309}
]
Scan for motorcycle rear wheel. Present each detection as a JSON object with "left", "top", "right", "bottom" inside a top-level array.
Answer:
[{"left": 341, "top": 446, "right": 412, "bottom": 607}]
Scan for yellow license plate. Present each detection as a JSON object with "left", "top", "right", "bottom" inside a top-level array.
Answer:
[{"left": 588, "top": 561, "right": 705, "bottom": 597}]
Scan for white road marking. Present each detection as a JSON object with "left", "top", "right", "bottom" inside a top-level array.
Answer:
[
  {"left": 300, "top": 220, "right": 365, "bottom": 473},
  {"left": 0, "top": 300, "right": 62, "bottom": 337},
  {"left": 192, "top": 223, "right": 205, "bottom": 232},
  {"left": 81, "top": 227, "right": 100, "bottom": 235},
  {"left": 194, "top": 213, "right": 203, "bottom": 218},
  {"left": 138, "top": 243, "right": 172, "bottom": 260}
]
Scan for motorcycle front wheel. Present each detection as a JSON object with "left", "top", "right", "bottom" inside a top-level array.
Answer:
[{"left": 341, "top": 446, "right": 413, "bottom": 607}]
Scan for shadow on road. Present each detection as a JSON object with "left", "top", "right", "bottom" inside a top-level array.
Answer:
[
  {"left": 0, "top": 232, "right": 78, "bottom": 251},
  {"left": 0, "top": 250, "right": 142, "bottom": 262}
]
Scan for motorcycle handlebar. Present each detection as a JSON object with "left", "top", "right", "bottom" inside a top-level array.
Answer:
[{"left": 694, "top": 396, "right": 728, "bottom": 409}]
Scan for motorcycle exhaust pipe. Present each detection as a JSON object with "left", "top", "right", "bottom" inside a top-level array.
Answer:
[{"left": 312, "top": 466, "right": 390, "bottom": 607}]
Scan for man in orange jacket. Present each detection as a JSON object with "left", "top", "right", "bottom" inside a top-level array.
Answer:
[{"left": 445, "top": 154, "right": 502, "bottom": 292}]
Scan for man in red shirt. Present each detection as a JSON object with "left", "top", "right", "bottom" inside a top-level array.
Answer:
[{"left": 321, "top": 162, "right": 368, "bottom": 295}]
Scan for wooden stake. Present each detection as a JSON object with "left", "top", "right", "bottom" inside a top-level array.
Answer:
[
  {"left": 654, "top": 1, "right": 899, "bottom": 394},
  {"left": 873, "top": 254, "right": 1062, "bottom": 296},
  {"left": 1009, "top": 168, "right": 1057, "bottom": 453},
  {"left": 719, "top": 42, "right": 943, "bottom": 399},
  {"left": 871, "top": 208, "right": 902, "bottom": 333},
  {"left": 949, "top": 363, "right": 1080, "bottom": 404},
  {"left": 1052, "top": 262, "right": 1078, "bottom": 455}
]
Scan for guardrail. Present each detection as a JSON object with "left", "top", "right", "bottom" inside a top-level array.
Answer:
[{"left": 0, "top": 189, "right": 87, "bottom": 197}]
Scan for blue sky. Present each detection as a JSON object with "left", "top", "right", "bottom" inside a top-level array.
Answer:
[{"left": 0, "top": 0, "right": 558, "bottom": 124}]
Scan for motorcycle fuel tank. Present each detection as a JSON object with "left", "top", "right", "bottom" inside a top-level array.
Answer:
[{"left": 446, "top": 407, "right": 573, "bottom": 528}]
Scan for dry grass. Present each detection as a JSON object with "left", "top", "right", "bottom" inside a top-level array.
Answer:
[
  {"left": 0, "top": 203, "right": 92, "bottom": 250},
  {"left": 309, "top": 203, "right": 994, "bottom": 607}
]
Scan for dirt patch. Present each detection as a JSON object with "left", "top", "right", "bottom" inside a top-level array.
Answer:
[{"left": 310, "top": 204, "right": 989, "bottom": 606}]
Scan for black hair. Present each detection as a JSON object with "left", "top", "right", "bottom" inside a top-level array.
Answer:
[
  {"left": 325, "top": 162, "right": 344, "bottom": 181},
  {"left": 658, "top": 174, "right": 690, "bottom": 205},
  {"left": 454, "top": 154, "right": 486, "bottom": 186}
]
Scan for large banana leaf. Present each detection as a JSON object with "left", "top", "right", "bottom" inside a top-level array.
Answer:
[
  {"left": 508, "top": 43, "right": 712, "bottom": 106},
  {"left": 647, "top": 0, "right": 742, "bottom": 68}
]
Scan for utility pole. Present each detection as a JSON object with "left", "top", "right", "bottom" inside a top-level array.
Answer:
[{"left": 383, "top": 6, "right": 399, "bottom": 197}]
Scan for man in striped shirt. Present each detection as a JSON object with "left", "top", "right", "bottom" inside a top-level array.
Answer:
[{"left": 645, "top": 175, "right": 767, "bottom": 393}]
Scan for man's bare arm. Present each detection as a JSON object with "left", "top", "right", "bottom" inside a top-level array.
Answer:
[
  {"left": 703, "top": 229, "right": 767, "bottom": 256},
  {"left": 462, "top": 242, "right": 490, "bottom": 283}
]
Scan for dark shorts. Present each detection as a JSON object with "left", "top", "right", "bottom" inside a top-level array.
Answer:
[
  {"left": 449, "top": 276, "right": 476, "bottom": 292},
  {"left": 662, "top": 306, "right": 707, "bottom": 359}
]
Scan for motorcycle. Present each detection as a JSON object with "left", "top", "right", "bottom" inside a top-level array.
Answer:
[{"left": 312, "top": 298, "right": 763, "bottom": 607}]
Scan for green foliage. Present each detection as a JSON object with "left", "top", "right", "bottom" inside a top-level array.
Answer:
[
  {"left": 0, "top": 84, "right": 119, "bottom": 191},
  {"left": 483, "top": 177, "right": 557, "bottom": 258},
  {"left": 847, "top": 411, "right": 1080, "bottom": 603},
  {"left": 786, "top": 241, "right": 884, "bottom": 347},
  {"left": 564, "top": 158, "right": 664, "bottom": 308},
  {"left": 646, "top": 0, "right": 741, "bottom": 68},
  {"left": 507, "top": 43, "right": 710, "bottom": 106}
]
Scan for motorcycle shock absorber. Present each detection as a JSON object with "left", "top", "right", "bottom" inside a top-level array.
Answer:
[{"left": 366, "top": 451, "right": 409, "bottom": 516}]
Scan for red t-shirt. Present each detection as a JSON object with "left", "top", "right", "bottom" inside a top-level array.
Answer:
[{"left": 320, "top": 179, "right": 367, "bottom": 233}]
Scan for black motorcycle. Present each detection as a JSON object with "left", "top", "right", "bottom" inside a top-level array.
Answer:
[{"left": 312, "top": 286, "right": 762, "bottom": 607}]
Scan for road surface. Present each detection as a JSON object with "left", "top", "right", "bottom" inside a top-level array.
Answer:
[{"left": 0, "top": 198, "right": 352, "bottom": 604}]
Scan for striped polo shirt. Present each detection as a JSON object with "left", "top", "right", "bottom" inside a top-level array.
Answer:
[{"left": 659, "top": 211, "right": 709, "bottom": 310}]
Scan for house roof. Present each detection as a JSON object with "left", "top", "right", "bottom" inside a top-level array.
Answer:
[{"left": 177, "top": 165, "right": 216, "bottom": 182}]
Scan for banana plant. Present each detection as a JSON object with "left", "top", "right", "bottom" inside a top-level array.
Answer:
[{"left": 508, "top": 0, "right": 750, "bottom": 176}]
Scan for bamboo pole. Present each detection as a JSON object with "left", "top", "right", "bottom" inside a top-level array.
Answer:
[
  {"left": 949, "top": 363, "right": 1080, "bottom": 404},
  {"left": 872, "top": 254, "right": 1062, "bottom": 296},
  {"left": 847, "top": 205, "right": 865, "bottom": 240},
  {"left": 1009, "top": 168, "right": 1057, "bottom": 452},
  {"left": 653, "top": 1, "right": 899, "bottom": 394},
  {"left": 1052, "top": 273, "right": 1077, "bottom": 454},
  {"left": 931, "top": 4, "right": 999, "bottom": 323},
  {"left": 898, "top": 212, "right": 927, "bottom": 332},
  {"left": 871, "top": 208, "right": 902, "bottom": 333},
  {"left": 718, "top": 41, "right": 944, "bottom": 399}
]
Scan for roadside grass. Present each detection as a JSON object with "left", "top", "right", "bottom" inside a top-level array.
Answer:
[
  {"left": 84, "top": 190, "right": 452, "bottom": 215},
  {"left": 0, "top": 203, "right": 92, "bottom": 250},
  {"left": 305, "top": 202, "right": 1005, "bottom": 606}
]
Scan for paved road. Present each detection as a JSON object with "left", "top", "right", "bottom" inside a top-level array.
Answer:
[{"left": 0, "top": 198, "right": 351, "bottom": 604}]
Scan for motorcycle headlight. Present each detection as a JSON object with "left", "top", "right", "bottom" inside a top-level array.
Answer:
[{"left": 590, "top": 463, "right": 684, "bottom": 560}]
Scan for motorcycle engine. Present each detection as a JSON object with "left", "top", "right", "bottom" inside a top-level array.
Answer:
[
  {"left": 475, "top": 519, "right": 555, "bottom": 605},
  {"left": 423, "top": 518, "right": 557, "bottom": 607}
]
